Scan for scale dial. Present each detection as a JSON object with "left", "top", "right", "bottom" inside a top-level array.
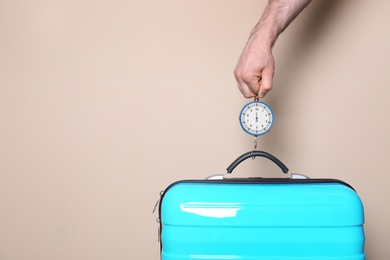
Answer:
[{"left": 239, "top": 101, "right": 274, "bottom": 137}]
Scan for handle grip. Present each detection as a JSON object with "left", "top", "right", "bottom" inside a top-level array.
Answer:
[{"left": 226, "top": 150, "right": 289, "bottom": 174}]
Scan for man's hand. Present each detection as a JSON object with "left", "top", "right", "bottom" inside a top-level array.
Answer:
[
  {"left": 235, "top": 0, "right": 311, "bottom": 98},
  {"left": 234, "top": 35, "right": 275, "bottom": 99}
]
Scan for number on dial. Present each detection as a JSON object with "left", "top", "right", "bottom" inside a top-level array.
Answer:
[{"left": 240, "top": 102, "right": 273, "bottom": 136}]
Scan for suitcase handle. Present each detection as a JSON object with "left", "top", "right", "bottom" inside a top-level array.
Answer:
[{"left": 226, "top": 150, "right": 289, "bottom": 174}]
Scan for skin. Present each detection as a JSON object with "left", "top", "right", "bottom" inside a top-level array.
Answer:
[{"left": 235, "top": 0, "right": 312, "bottom": 99}]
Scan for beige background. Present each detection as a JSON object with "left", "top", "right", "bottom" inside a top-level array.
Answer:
[{"left": 0, "top": 0, "right": 389, "bottom": 259}]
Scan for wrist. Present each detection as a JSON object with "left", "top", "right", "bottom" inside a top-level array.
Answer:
[
  {"left": 248, "top": 25, "right": 278, "bottom": 50},
  {"left": 249, "top": 10, "right": 281, "bottom": 49}
]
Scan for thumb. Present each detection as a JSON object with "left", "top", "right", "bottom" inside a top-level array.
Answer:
[{"left": 258, "top": 68, "right": 274, "bottom": 98}]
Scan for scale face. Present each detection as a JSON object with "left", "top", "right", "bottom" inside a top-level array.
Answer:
[{"left": 239, "top": 100, "right": 274, "bottom": 137}]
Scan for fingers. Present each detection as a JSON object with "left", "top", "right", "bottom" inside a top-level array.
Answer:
[
  {"left": 234, "top": 48, "right": 275, "bottom": 98},
  {"left": 234, "top": 69, "right": 258, "bottom": 98},
  {"left": 234, "top": 67, "right": 274, "bottom": 99}
]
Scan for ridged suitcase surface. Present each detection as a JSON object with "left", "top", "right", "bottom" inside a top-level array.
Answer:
[{"left": 158, "top": 152, "right": 365, "bottom": 260}]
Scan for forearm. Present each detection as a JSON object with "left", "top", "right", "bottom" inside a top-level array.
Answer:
[
  {"left": 250, "top": 0, "right": 312, "bottom": 48},
  {"left": 234, "top": 0, "right": 311, "bottom": 98}
]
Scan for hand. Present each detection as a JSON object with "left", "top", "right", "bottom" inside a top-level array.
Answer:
[
  {"left": 234, "top": 0, "right": 311, "bottom": 99},
  {"left": 234, "top": 38, "right": 275, "bottom": 99}
]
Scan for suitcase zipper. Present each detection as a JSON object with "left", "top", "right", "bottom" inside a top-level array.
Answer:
[
  {"left": 153, "top": 190, "right": 164, "bottom": 243},
  {"left": 153, "top": 190, "right": 164, "bottom": 214}
]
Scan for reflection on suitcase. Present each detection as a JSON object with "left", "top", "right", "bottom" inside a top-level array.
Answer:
[{"left": 157, "top": 151, "right": 365, "bottom": 260}]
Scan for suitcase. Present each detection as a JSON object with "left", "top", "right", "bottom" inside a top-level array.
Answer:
[{"left": 156, "top": 151, "right": 365, "bottom": 260}]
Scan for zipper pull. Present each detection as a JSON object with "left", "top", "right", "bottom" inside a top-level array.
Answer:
[
  {"left": 153, "top": 190, "right": 164, "bottom": 243},
  {"left": 152, "top": 190, "right": 164, "bottom": 213},
  {"left": 156, "top": 218, "right": 161, "bottom": 242}
]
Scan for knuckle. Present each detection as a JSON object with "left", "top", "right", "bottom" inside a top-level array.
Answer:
[
  {"left": 241, "top": 71, "right": 254, "bottom": 82},
  {"left": 233, "top": 68, "right": 242, "bottom": 79},
  {"left": 244, "top": 92, "right": 254, "bottom": 98},
  {"left": 243, "top": 92, "right": 254, "bottom": 98},
  {"left": 262, "top": 84, "right": 272, "bottom": 91},
  {"left": 240, "top": 88, "right": 255, "bottom": 99}
]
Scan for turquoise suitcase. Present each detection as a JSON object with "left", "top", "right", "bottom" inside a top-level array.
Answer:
[{"left": 157, "top": 151, "right": 365, "bottom": 260}]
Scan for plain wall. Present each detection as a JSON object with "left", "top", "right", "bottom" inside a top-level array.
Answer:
[{"left": 1, "top": 0, "right": 389, "bottom": 259}]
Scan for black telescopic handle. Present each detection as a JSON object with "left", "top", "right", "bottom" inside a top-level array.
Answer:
[{"left": 226, "top": 150, "right": 289, "bottom": 174}]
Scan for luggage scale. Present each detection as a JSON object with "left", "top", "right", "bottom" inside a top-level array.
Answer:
[
  {"left": 207, "top": 96, "right": 308, "bottom": 180},
  {"left": 239, "top": 96, "right": 273, "bottom": 153}
]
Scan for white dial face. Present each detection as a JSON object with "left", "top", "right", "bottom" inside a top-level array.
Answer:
[{"left": 240, "top": 102, "right": 273, "bottom": 136}]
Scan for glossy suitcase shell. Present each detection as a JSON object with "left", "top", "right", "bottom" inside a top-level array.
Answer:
[{"left": 158, "top": 151, "right": 365, "bottom": 260}]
